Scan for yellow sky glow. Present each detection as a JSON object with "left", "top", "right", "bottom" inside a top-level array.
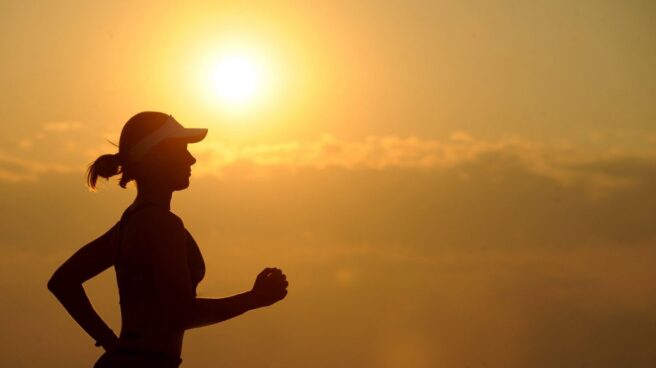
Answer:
[{"left": 2, "top": 1, "right": 656, "bottom": 368}]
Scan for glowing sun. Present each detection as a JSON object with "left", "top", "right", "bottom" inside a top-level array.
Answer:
[{"left": 210, "top": 55, "right": 261, "bottom": 105}]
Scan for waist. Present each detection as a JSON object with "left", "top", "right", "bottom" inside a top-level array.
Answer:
[
  {"left": 118, "top": 328, "right": 184, "bottom": 357},
  {"left": 115, "top": 346, "right": 181, "bottom": 360},
  {"left": 100, "top": 347, "right": 182, "bottom": 368}
]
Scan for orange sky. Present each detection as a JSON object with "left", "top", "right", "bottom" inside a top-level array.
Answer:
[{"left": 1, "top": 1, "right": 656, "bottom": 367}]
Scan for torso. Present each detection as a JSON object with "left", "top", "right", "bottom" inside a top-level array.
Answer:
[{"left": 113, "top": 203, "right": 205, "bottom": 357}]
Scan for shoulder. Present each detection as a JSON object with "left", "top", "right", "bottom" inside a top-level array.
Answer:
[{"left": 126, "top": 206, "right": 186, "bottom": 243}]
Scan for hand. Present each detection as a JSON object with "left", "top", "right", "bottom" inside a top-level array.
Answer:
[
  {"left": 250, "top": 267, "right": 288, "bottom": 308},
  {"left": 101, "top": 334, "right": 120, "bottom": 353}
]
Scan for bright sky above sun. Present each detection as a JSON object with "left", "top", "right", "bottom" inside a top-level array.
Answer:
[
  {"left": 2, "top": 0, "right": 655, "bottom": 145},
  {"left": 1, "top": 1, "right": 656, "bottom": 368}
]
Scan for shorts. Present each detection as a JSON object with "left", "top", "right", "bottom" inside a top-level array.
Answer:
[{"left": 93, "top": 347, "right": 183, "bottom": 368}]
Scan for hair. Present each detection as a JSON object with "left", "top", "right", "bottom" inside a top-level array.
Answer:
[
  {"left": 86, "top": 152, "right": 124, "bottom": 190},
  {"left": 86, "top": 111, "right": 170, "bottom": 191}
]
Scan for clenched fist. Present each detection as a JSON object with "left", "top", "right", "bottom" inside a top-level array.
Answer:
[{"left": 250, "top": 267, "right": 288, "bottom": 308}]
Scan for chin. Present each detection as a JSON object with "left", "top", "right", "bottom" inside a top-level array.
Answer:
[{"left": 172, "top": 179, "right": 190, "bottom": 191}]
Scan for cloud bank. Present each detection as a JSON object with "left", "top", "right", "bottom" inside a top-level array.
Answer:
[{"left": 5, "top": 123, "right": 656, "bottom": 199}]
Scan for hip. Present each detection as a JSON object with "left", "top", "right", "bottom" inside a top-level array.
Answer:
[{"left": 93, "top": 347, "right": 182, "bottom": 368}]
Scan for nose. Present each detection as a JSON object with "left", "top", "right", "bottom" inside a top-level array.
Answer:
[{"left": 187, "top": 150, "right": 196, "bottom": 166}]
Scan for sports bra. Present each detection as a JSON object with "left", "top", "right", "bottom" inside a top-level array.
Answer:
[{"left": 113, "top": 202, "right": 205, "bottom": 304}]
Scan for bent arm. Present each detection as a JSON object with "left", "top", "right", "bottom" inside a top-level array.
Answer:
[
  {"left": 47, "top": 222, "right": 121, "bottom": 350},
  {"left": 185, "top": 267, "right": 289, "bottom": 330},
  {"left": 47, "top": 282, "right": 119, "bottom": 348},
  {"left": 132, "top": 210, "right": 289, "bottom": 333},
  {"left": 186, "top": 292, "right": 259, "bottom": 330}
]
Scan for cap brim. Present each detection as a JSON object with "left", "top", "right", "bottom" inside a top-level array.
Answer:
[{"left": 171, "top": 128, "right": 208, "bottom": 143}]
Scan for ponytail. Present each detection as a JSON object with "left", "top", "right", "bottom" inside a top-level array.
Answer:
[{"left": 86, "top": 153, "right": 121, "bottom": 190}]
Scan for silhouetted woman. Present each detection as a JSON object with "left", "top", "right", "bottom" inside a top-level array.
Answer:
[{"left": 47, "top": 111, "right": 288, "bottom": 367}]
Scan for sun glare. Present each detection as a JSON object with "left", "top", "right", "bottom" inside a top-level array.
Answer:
[
  {"left": 209, "top": 54, "right": 261, "bottom": 106},
  {"left": 193, "top": 43, "right": 275, "bottom": 114},
  {"left": 199, "top": 52, "right": 266, "bottom": 112}
]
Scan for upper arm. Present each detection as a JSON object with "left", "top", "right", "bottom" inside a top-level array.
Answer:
[{"left": 48, "top": 222, "right": 120, "bottom": 290}]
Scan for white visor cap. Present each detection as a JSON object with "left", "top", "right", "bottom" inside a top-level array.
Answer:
[{"left": 129, "top": 115, "right": 207, "bottom": 162}]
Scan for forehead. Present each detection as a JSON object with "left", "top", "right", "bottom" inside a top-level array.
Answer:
[
  {"left": 161, "top": 138, "right": 190, "bottom": 148},
  {"left": 149, "top": 139, "right": 189, "bottom": 156}
]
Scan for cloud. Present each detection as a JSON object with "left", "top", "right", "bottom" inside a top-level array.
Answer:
[
  {"left": 41, "top": 121, "right": 84, "bottom": 131},
  {"left": 191, "top": 133, "right": 655, "bottom": 199},
  {"left": 0, "top": 151, "right": 78, "bottom": 182},
  {"left": 1, "top": 121, "right": 112, "bottom": 183},
  {"left": 3, "top": 123, "right": 655, "bottom": 201}
]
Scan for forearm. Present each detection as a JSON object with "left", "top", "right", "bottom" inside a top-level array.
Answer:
[
  {"left": 185, "top": 291, "right": 260, "bottom": 330},
  {"left": 48, "top": 282, "right": 117, "bottom": 347}
]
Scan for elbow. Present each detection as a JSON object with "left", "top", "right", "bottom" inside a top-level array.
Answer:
[
  {"left": 47, "top": 270, "right": 71, "bottom": 294},
  {"left": 47, "top": 274, "right": 62, "bottom": 294}
]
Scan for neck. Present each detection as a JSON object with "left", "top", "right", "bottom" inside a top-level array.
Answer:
[{"left": 133, "top": 182, "right": 173, "bottom": 211}]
